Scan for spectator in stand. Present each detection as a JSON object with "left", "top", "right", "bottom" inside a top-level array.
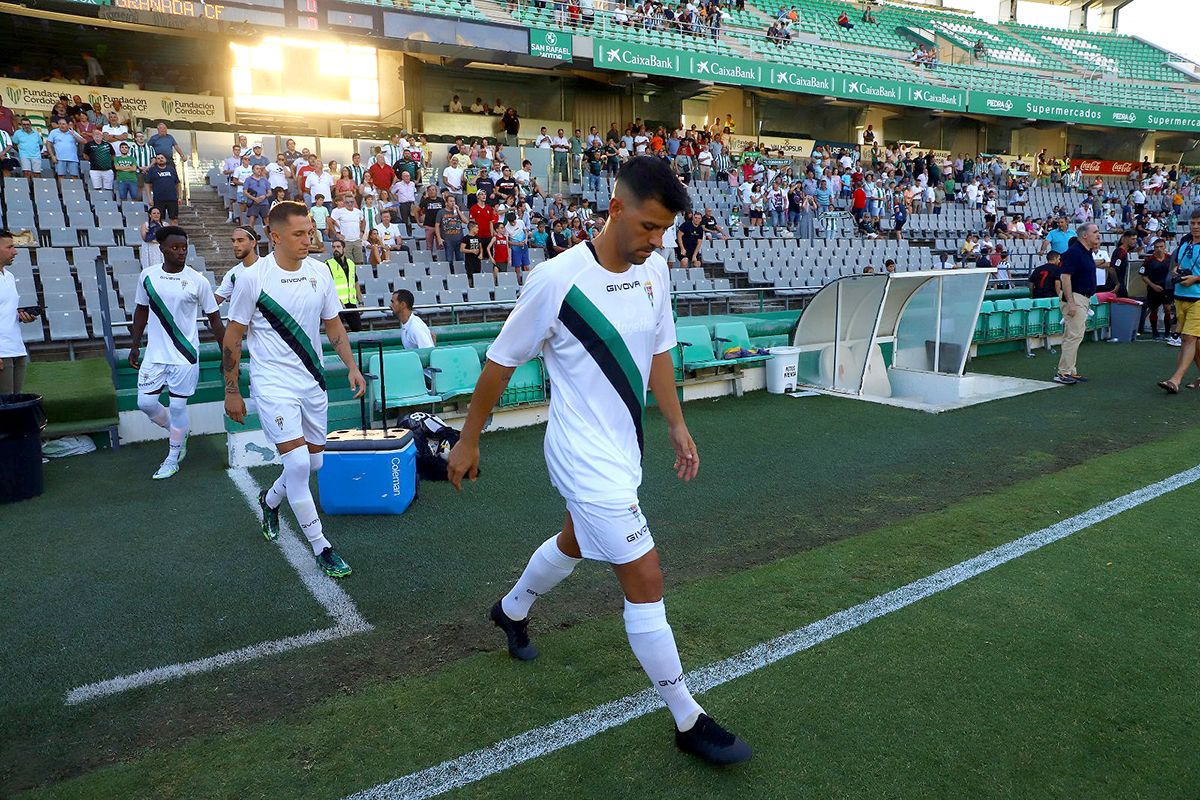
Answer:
[
  {"left": 470, "top": 195, "right": 498, "bottom": 260},
  {"left": 394, "top": 170, "right": 417, "bottom": 225},
  {"left": 551, "top": 128, "right": 570, "bottom": 181},
  {"left": 83, "top": 128, "right": 117, "bottom": 196},
  {"left": 418, "top": 185, "right": 445, "bottom": 253},
  {"left": 267, "top": 152, "right": 292, "bottom": 201},
  {"left": 367, "top": 153, "right": 396, "bottom": 199},
  {"left": 501, "top": 108, "right": 520, "bottom": 147},
  {"left": 147, "top": 122, "right": 185, "bottom": 163},
  {"left": 436, "top": 195, "right": 468, "bottom": 265},
  {"left": 548, "top": 219, "right": 571, "bottom": 257},
  {"left": 146, "top": 152, "right": 180, "bottom": 223},
  {"left": 140, "top": 206, "right": 164, "bottom": 270},
  {"left": 470, "top": 97, "right": 487, "bottom": 114},
  {"left": 376, "top": 210, "right": 410, "bottom": 257},
  {"left": 334, "top": 167, "right": 357, "bottom": 203},
  {"left": 677, "top": 210, "right": 705, "bottom": 269},
  {"left": 449, "top": 95, "right": 464, "bottom": 113},
  {"left": 330, "top": 195, "right": 367, "bottom": 264},
  {"left": 347, "top": 152, "right": 365, "bottom": 185},
  {"left": 12, "top": 118, "right": 43, "bottom": 178},
  {"left": 1040, "top": 216, "right": 1076, "bottom": 255},
  {"left": 243, "top": 164, "right": 272, "bottom": 230},
  {"left": 837, "top": 10, "right": 853, "bottom": 29},
  {"left": 113, "top": 142, "right": 140, "bottom": 201},
  {"left": 305, "top": 161, "right": 334, "bottom": 213},
  {"left": 0, "top": 97, "right": 14, "bottom": 136},
  {"left": 101, "top": 112, "right": 128, "bottom": 143},
  {"left": 309, "top": 194, "right": 331, "bottom": 241},
  {"left": 47, "top": 118, "right": 84, "bottom": 183}
]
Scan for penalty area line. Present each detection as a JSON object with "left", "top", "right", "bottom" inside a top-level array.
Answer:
[
  {"left": 343, "top": 464, "right": 1200, "bottom": 800},
  {"left": 63, "top": 468, "right": 372, "bottom": 706}
]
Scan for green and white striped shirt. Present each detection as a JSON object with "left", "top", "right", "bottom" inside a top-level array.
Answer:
[
  {"left": 382, "top": 144, "right": 404, "bottom": 165},
  {"left": 130, "top": 142, "right": 155, "bottom": 169},
  {"left": 0, "top": 130, "right": 12, "bottom": 154},
  {"left": 349, "top": 164, "right": 365, "bottom": 183},
  {"left": 363, "top": 205, "right": 380, "bottom": 231}
]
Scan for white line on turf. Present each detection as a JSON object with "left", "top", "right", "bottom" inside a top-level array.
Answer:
[
  {"left": 63, "top": 469, "right": 372, "bottom": 705},
  {"left": 344, "top": 464, "right": 1200, "bottom": 800}
]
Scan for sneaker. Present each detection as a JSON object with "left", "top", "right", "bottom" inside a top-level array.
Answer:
[
  {"left": 258, "top": 488, "right": 279, "bottom": 541},
  {"left": 152, "top": 458, "right": 179, "bottom": 480},
  {"left": 1168, "top": 337, "right": 1182, "bottom": 347},
  {"left": 675, "top": 714, "right": 753, "bottom": 766},
  {"left": 1070, "top": 374, "right": 1089, "bottom": 383},
  {"left": 315, "top": 546, "right": 352, "bottom": 578},
  {"left": 489, "top": 600, "right": 538, "bottom": 660},
  {"left": 1053, "top": 373, "right": 1077, "bottom": 385}
]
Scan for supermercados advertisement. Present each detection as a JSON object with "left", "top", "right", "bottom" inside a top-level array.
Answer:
[{"left": 0, "top": 77, "right": 226, "bottom": 123}]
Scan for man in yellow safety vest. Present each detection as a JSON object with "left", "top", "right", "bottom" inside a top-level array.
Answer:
[{"left": 325, "top": 239, "right": 363, "bottom": 332}]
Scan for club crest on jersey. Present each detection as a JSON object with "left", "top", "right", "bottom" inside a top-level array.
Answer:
[
  {"left": 309, "top": 277, "right": 318, "bottom": 291},
  {"left": 275, "top": 415, "right": 284, "bottom": 429},
  {"left": 628, "top": 503, "right": 639, "bottom": 517},
  {"left": 181, "top": 279, "right": 188, "bottom": 289},
  {"left": 643, "top": 281, "right": 654, "bottom": 303}
]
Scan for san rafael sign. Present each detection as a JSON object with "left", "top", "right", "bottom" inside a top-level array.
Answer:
[{"left": 530, "top": 28, "right": 572, "bottom": 61}]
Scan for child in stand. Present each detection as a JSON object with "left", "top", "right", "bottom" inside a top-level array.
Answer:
[{"left": 489, "top": 224, "right": 510, "bottom": 285}]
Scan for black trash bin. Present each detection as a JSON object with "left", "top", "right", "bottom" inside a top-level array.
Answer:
[{"left": 0, "top": 393, "right": 47, "bottom": 504}]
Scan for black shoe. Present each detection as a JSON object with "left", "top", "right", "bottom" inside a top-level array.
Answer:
[
  {"left": 675, "top": 713, "right": 753, "bottom": 766},
  {"left": 490, "top": 601, "right": 538, "bottom": 661}
]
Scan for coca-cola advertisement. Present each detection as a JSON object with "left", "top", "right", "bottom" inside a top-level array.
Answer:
[{"left": 1070, "top": 159, "right": 1136, "bottom": 176}]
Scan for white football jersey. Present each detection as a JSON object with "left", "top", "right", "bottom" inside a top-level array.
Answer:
[{"left": 134, "top": 264, "right": 217, "bottom": 366}]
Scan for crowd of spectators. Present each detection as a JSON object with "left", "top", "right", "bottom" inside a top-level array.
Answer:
[
  {"left": 0, "top": 96, "right": 185, "bottom": 230},
  {"left": 608, "top": 0, "right": 725, "bottom": 38}
]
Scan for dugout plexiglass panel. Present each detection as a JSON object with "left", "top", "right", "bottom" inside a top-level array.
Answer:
[{"left": 792, "top": 274, "right": 887, "bottom": 393}]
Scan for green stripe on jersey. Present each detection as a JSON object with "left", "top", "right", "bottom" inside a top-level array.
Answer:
[
  {"left": 255, "top": 291, "right": 326, "bottom": 390},
  {"left": 142, "top": 275, "right": 198, "bottom": 363},
  {"left": 561, "top": 285, "right": 645, "bottom": 412}
]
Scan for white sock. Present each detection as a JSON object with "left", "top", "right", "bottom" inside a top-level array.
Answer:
[
  {"left": 166, "top": 397, "right": 188, "bottom": 464},
  {"left": 500, "top": 534, "right": 580, "bottom": 621},
  {"left": 279, "top": 448, "right": 331, "bottom": 554},
  {"left": 625, "top": 599, "right": 704, "bottom": 732},
  {"left": 137, "top": 392, "right": 169, "bottom": 429}
]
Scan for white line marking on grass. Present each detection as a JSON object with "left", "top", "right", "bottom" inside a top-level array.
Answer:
[
  {"left": 345, "top": 464, "right": 1200, "bottom": 800},
  {"left": 64, "top": 469, "right": 372, "bottom": 705}
]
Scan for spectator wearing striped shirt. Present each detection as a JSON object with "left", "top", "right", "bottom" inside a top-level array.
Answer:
[
  {"left": 382, "top": 134, "right": 405, "bottom": 170},
  {"left": 129, "top": 131, "right": 156, "bottom": 207},
  {"left": 348, "top": 152, "right": 365, "bottom": 184},
  {"left": 0, "top": 128, "right": 18, "bottom": 176}
]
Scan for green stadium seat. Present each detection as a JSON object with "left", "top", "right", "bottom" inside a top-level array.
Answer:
[
  {"left": 675, "top": 325, "right": 727, "bottom": 370},
  {"left": 1017, "top": 298, "right": 1042, "bottom": 338},
  {"left": 429, "top": 345, "right": 481, "bottom": 402},
  {"left": 1039, "top": 298, "right": 1064, "bottom": 336},
  {"left": 994, "top": 299, "right": 1025, "bottom": 339},
  {"left": 498, "top": 357, "right": 546, "bottom": 407},
  {"left": 368, "top": 351, "right": 441, "bottom": 412},
  {"left": 712, "top": 321, "right": 772, "bottom": 365}
]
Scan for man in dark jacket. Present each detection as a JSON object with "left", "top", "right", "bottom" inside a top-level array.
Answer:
[{"left": 1055, "top": 223, "right": 1099, "bottom": 384}]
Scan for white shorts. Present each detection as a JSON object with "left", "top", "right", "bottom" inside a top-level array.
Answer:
[
  {"left": 566, "top": 497, "right": 656, "bottom": 565},
  {"left": 90, "top": 169, "right": 114, "bottom": 190},
  {"left": 252, "top": 391, "right": 328, "bottom": 447},
  {"left": 138, "top": 361, "right": 199, "bottom": 397}
]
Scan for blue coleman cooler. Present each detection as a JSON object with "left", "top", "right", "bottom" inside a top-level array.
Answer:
[
  {"left": 317, "top": 339, "right": 419, "bottom": 515},
  {"left": 318, "top": 428, "right": 417, "bottom": 515}
]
